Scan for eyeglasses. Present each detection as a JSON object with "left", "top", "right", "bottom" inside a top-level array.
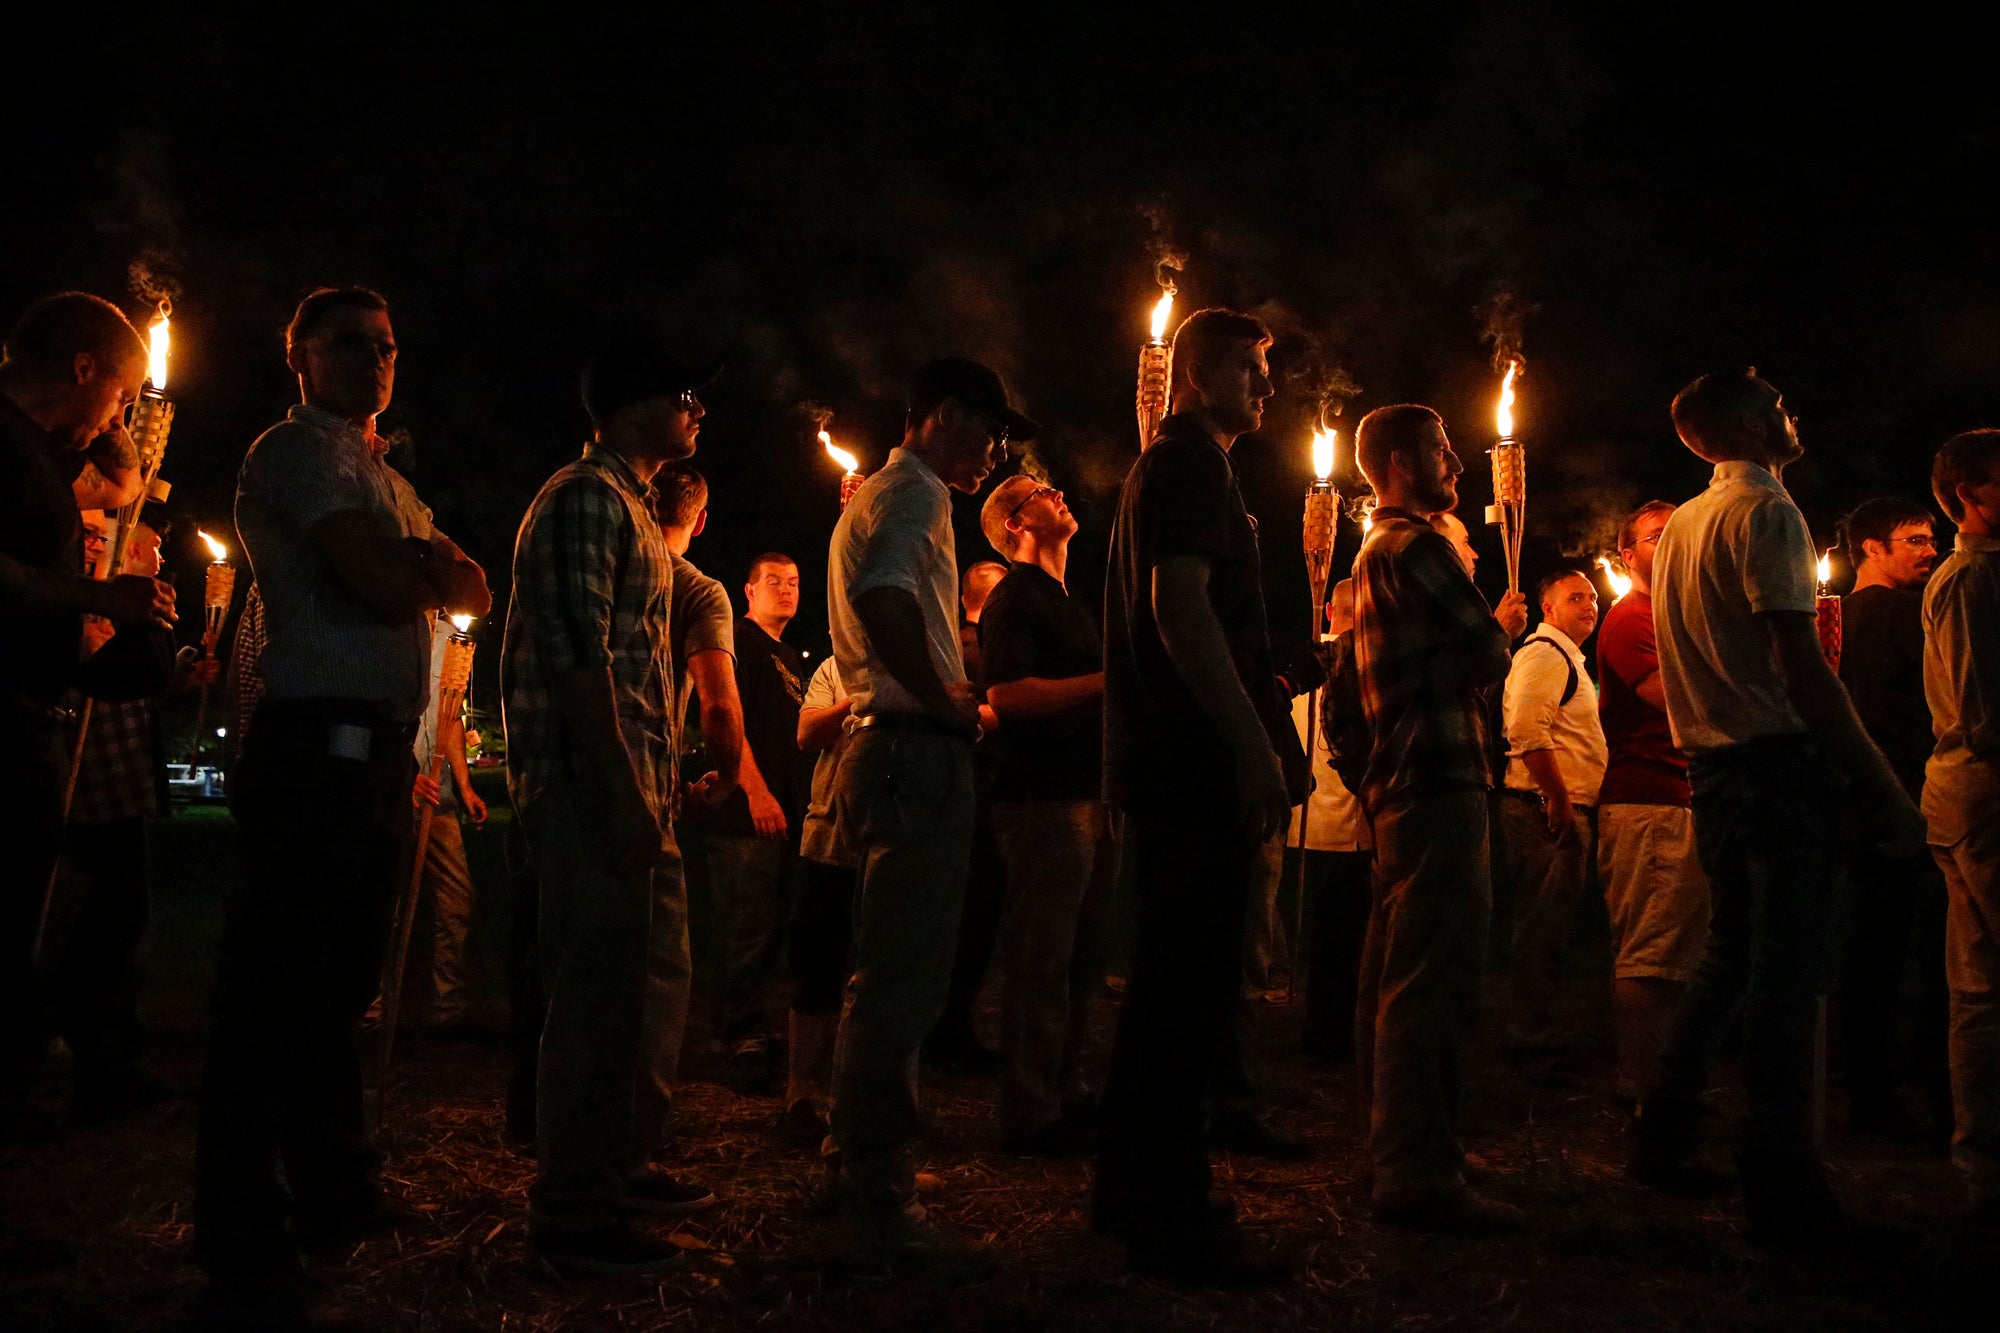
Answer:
[
  {"left": 1633, "top": 532, "right": 1664, "bottom": 546},
  {"left": 678, "top": 390, "right": 701, "bottom": 411},
  {"left": 1007, "top": 484, "right": 1060, "bottom": 522},
  {"left": 1888, "top": 535, "right": 1936, "bottom": 549}
]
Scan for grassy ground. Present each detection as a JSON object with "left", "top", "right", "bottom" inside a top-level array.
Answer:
[{"left": 3, "top": 802, "right": 1995, "bottom": 1331}]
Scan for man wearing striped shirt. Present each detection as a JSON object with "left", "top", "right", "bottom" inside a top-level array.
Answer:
[{"left": 501, "top": 336, "right": 719, "bottom": 1274}]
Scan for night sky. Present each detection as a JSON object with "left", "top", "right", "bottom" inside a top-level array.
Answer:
[{"left": 8, "top": 10, "right": 1996, "bottom": 684}]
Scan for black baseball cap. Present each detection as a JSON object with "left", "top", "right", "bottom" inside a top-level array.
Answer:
[
  {"left": 907, "top": 357, "right": 1039, "bottom": 441},
  {"left": 581, "top": 331, "right": 722, "bottom": 425}
]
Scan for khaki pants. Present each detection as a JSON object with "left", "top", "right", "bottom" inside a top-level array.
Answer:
[
  {"left": 1357, "top": 786, "right": 1491, "bottom": 1206},
  {"left": 829, "top": 728, "right": 976, "bottom": 1213},
  {"left": 1936, "top": 813, "right": 2000, "bottom": 1205}
]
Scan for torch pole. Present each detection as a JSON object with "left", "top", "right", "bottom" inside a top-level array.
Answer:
[
  {"left": 373, "top": 627, "right": 476, "bottom": 1127},
  {"left": 1487, "top": 436, "right": 1526, "bottom": 597},
  {"left": 1291, "top": 479, "right": 1339, "bottom": 1003}
]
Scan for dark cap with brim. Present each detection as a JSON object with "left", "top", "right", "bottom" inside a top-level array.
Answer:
[
  {"left": 582, "top": 332, "right": 722, "bottom": 425},
  {"left": 907, "top": 357, "right": 1039, "bottom": 441}
]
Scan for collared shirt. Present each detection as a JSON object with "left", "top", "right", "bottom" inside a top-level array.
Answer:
[
  {"left": 1922, "top": 531, "right": 2000, "bottom": 845},
  {"left": 0, "top": 394, "right": 87, "bottom": 705},
  {"left": 1503, "top": 622, "right": 1608, "bottom": 805},
  {"left": 501, "top": 444, "right": 675, "bottom": 819},
  {"left": 1290, "top": 684, "right": 1369, "bottom": 852},
  {"left": 1596, "top": 590, "right": 1691, "bottom": 806},
  {"left": 234, "top": 403, "right": 440, "bottom": 722},
  {"left": 1102, "top": 414, "right": 1298, "bottom": 811},
  {"left": 1652, "top": 460, "right": 1816, "bottom": 755},
  {"left": 828, "top": 446, "right": 965, "bottom": 719},
  {"left": 1351, "top": 507, "right": 1514, "bottom": 812},
  {"left": 981, "top": 561, "right": 1103, "bottom": 803}
]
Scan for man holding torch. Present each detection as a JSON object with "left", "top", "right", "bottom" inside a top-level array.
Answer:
[
  {"left": 0, "top": 292, "right": 171, "bottom": 1140},
  {"left": 1094, "top": 308, "right": 1303, "bottom": 1287},
  {"left": 1629, "top": 369, "right": 1922, "bottom": 1248},
  {"left": 196, "top": 287, "right": 490, "bottom": 1315},
  {"left": 824, "top": 356, "right": 1030, "bottom": 1271},
  {"left": 1349, "top": 403, "right": 1527, "bottom": 1237}
]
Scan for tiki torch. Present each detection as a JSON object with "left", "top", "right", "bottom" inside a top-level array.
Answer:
[
  {"left": 1815, "top": 549, "right": 1842, "bottom": 672},
  {"left": 822, "top": 431, "right": 865, "bottom": 509},
  {"left": 1485, "top": 360, "right": 1526, "bottom": 595},
  {"left": 1596, "top": 555, "right": 1633, "bottom": 604},
  {"left": 1289, "top": 426, "right": 1342, "bottom": 1002},
  {"left": 375, "top": 615, "right": 477, "bottom": 1124},
  {"left": 1136, "top": 285, "right": 1175, "bottom": 449},
  {"left": 187, "top": 531, "right": 237, "bottom": 767}
]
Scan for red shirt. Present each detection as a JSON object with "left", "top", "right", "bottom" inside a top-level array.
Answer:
[{"left": 1596, "top": 591, "right": 1691, "bottom": 806}]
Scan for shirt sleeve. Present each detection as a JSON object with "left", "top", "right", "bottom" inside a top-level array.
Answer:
[
  {"left": 249, "top": 425, "right": 382, "bottom": 537},
  {"left": 1407, "top": 530, "right": 1514, "bottom": 686},
  {"left": 1141, "top": 442, "right": 1236, "bottom": 568},
  {"left": 671, "top": 558, "right": 735, "bottom": 661},
  {"left": 977, "top": 578, "right": 1043, "bottom": 687},
  {"left": 516, "top": 473, "right": 627, "bottom": 674},
  {"left": 803, "top": 655, "right": 842, "bottom": 710},
  {"left": 1503, "top": 639, "right": 1569, "bottom": 756},
  {"left": 1743, "top": 498, "right": 1817, "bottom": 615},
  {"left": 1945, "top": 563, "right": 2000, "bottom": 757},
  {"left": 1599, "top": 602, "right": 1656, "bottom": 690},
  {"left": 850, "top": 474, "right": 946, "bottom": 600}
]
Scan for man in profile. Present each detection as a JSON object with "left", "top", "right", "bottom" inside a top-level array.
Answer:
[
  {"left": 1631, "top": 369, "right": 1922, "bottom": 1248},
  {"left": 1094, "top": 308, "right": 1301, "bottom": 1286},
  {"left": 1349, "top": 403, "right": 1527, "bottom": 1237}
]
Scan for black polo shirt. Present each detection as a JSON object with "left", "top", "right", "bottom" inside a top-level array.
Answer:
[
  {"left": 0, "top": 395, "right": 86, "bottom": 706},
  {"left": 1102, "top": 414, "right": 1301, "bottom": 811},
  {"left": 981, "top": 562, "right": 1103, "bottom": 802},
  {"left": 709, "top": 616, "right": 811, "bottom": 839}
]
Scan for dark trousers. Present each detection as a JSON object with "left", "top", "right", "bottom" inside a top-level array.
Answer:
[
  {"left": 56, "top": 816, "right": 151, "bottom": 1079},
  {"left": 1650, "top": 736, "right": 1838, "bottom": 1162},
  {"left": 194, "top": 700, "right": 412, "bottom": 1280},
  {"left": 1095, "top": 807, "right": 1260, "bottom": 1228},
  {"left": 1290, "top": 847, "right": 1373, "bottom": 1059},
  {"left": 1, "top": 703, "right": 66, "bottom": 1109},
  {"left": 789, "top": 857, "right": 856, "bottom": 1016},
  {"left": 1839, "top": 833, "right": 1949, "bottom": 1124},
  {"left": 928, "top": 800, "right": 1004, "bottom": 1052}
]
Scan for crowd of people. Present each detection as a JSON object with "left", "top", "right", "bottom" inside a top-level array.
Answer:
[{"left": 2, "top": 286, "right": 1997, "bottom": 1325}]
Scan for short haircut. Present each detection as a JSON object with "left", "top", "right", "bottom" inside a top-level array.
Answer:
[
  {"left": 1617, "top": 500, "right": 1677, "bottom": 553},
  {"left": 1171, "top": 308, "right": 1271, "bottom": 386},
  {"left": 1669, "top": 368, "right": 1770, "bottom": 456},
  {"left": 979, "top": 474, "right": 1043, "bottom": 558},
  {"left": 1841, "top": 496, "right": 1933, "bottom": 565},
  {"left": 745, "top": 551, "right": 797, "bottom": 583},
  {"left": 1536, "top": 566, "right": 1592, "bottom": 605},
  {"left": 1933, "top": 429, "right": 2000, "bottom": 522},
  {"left": 962, "top": 560, "right": 1006, "bottom": 592},
  {"left": 1, "top": 291, "right": 144, "bottom": 380},
  {"left": 653, "top": 465, "right": 708, "bottom": 530},
  {"left": 286, "top": 286, "right": 389, "bottom": 354},
  {"left": 1354, "top": 404, "right": 1443, "bottom": 492}
]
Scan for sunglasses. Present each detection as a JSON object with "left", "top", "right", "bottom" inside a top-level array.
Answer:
[{"left": 1007, "top": 484, "right": 1060, "bottom": 522}]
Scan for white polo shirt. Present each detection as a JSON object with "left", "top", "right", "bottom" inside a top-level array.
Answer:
[
  {"left": 1652, "top": 460, "right": 1817, "bottom": 756},
  {"left": 1503, "top": 623, "right": 1608, "bottom": 805},
  {"left": 827, "top": 446, "right": 967, "bottom": 718}
]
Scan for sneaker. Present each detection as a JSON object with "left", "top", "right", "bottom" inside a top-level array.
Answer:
[
  {"left": 731, "top": 1039, "right": 778, "bottom": 1097},
  {"left": 778, "top": 1098, "right": 830, "bottom": 1148},
  {"left": 1373, "top": 1187, "right": 1527, "bottom": 1237},
  {"left": 534, "top": 1224, "right": 684, "bottom": 1275},
  {"left": 1001, "top": 1118, "right": 1096, "bottom": 1158},
  {"left": 619, "top": 1167, "right": 717, "bottom": 1216}
]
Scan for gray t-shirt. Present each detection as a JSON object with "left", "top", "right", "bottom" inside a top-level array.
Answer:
[
  {"left": 669, "top": 552, "right": 736, "bottom": 758},
  {"left": 235, "top": 404, "right": 439, "bottom": 722}
]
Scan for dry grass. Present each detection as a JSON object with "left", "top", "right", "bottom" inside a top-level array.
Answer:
[{"left": 6, "top": 986, "right": 1997, "bottom": 1332}]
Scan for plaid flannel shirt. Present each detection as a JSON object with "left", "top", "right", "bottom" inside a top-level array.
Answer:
[
  {"left": 70, "top": 698, "right": 163, "bottom": 823},
  {"left": 501, "top": 444, "right": 675, "bottom": 819},
  {"left": 1351, "top": 507, "right": 1513, "bottom": 814}
]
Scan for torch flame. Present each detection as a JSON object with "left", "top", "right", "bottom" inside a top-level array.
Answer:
[
  {"left": 146, "top": 305, "right": 171, "bottom": 391},
  {"left": 1597, "top": 555, "right": 1632, "bottom": 602},
  {"left": 1149, "top": 289, "right": 1175, "bottom": 342},
  {"left": 820, "top": 430, "right": 859, "bottom": 475},
  {"left": 450, "top": 613, "right": 474, "bottom": 632},
  {"left": 1817, "top": 549, "right": 1832, "bottom": 584},
  {"left": 1311, "top": 428, "right": 1336, "bottom": 481},
  {"left": 197, "top": 529, "right": 226, "bottom": 562},
  {"left": 1495, "top": 359, "right": 1518, "bottom": 440}
]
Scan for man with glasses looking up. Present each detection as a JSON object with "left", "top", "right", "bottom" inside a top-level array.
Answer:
[
  {"left": 1836, "top": 496, "right": 1948, "bottom": 1142},
  {"left": 824, "top": 357, "right": 1032, "bottom": 1273}
]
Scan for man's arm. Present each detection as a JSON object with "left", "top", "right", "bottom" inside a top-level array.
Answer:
[
  {"left": 1504, "top": 643, "right": 1575, "bottom": 838},
  {"left": 985, "top": 671, "right": 1103, "bottom": 720},
  {"left": 683, "top": 647, "right": 786, "bottom": 837},
  {"left": 0, "top": 547, "right": 174, "bottom": 628},
  {"left": 1154, "top": 554, "right": 1288, "bottom": 838},
  {"left": 1628, "top": 668, "right": 1668, "bottom": 711},
  {"left": 799, "top": 695, "right": 854, "bottom": 752},
  {"left": 70, "top": 427, "right": 142, "bottom": 509},
  {"left": 441, "top": 714, "right": 487, "bottom": 824},
  {"left": 850, "top": 585, "right": 978, "bottom": 729},
  {"left": 1767, "top": 612, "right": 1922, "bottom": 842},
  {"left": 308, "top": 512, "right": 490, "bottom": 621}
]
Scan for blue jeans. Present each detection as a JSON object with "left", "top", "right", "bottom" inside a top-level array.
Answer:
[{"left": 1651, "top": 735, "right": 1838, "bottom": 1160}]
